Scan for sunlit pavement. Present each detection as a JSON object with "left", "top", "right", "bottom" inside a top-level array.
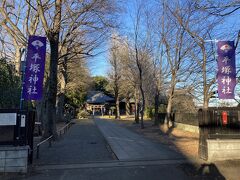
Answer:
[{"left": 94, "top": 118, "right": 184, "bottom": 161}]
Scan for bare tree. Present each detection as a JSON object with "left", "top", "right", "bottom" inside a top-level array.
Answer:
[
  {"left": 36, "top": 0, "right": 118, "bottom": 137},
  {"left": 117, "top": 40, "right": 140, "bottom": 123},
  {"left": 158, "top": 1, "right": 195, "bottom": 125},
  {"left": 0, "top": 0, "right": 39, "bottom": 74},
  {"left": 131, "top": 1, "right": 153, "bottom": 128},
  {"left": 55, "top": 0, "right": 119, "bottom": 122},
  {"left": 168, "top": 0, "right": 221, "bottom": 109},
  {"left": 195, "top": 0, "right": 240, "bottom": 17},
  {"left": 108, "top": 33, "right": 122, "bottom": 119},
  {"left": 35, "top": 0, "right": 62, "bottom": 138}
]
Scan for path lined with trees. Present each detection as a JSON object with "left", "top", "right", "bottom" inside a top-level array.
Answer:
[{"left": 0, "top": 0, "right": 240, "bottom": 136}]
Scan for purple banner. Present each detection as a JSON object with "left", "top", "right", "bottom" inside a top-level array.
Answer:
[
  {"left": 22, "top": 36, "right": 46, "bottom": 100},
  {"left": 217, "top": 41, "right": 236, "bottom": 99}
]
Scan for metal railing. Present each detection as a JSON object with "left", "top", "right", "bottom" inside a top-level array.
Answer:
[
  {"left": 36, "top": 135, "right": 53, "bottom": 159},
  {"left": 58, "top": 122, "right": 72, "bottom": 137},
  {"left": 35, "top": 121, "right": 73, "bottom": 159}
]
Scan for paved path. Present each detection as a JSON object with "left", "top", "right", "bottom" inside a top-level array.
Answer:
[
  {"left": 34, "top": 119, "right": 114, "bottom": 165},
  {"left": 7, "top": 163, "right": 192, "bottom": 180},
  {"left": 94, "top": 118, "right": 184, "bottom": 161},
  {"left": 1, "top": 118, "right": 227, "bottom": 180}
]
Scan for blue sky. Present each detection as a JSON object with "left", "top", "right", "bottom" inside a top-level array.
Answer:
[
  {"left": 89, "top": 1, "right": 240, "bottom": 77},
  {"left": 89, "top": 0, "right": 134, "bottom": 77},
  {"left": 88, "top": 51, "right": 110, "bottom": 76}
]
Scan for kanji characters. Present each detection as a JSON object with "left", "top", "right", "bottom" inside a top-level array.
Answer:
[
  {"left": 221, "top": 76, "right": 231, "bottom": 86},
  {"left": 28, "top": 74, "right": 39, "bottom": 85},
  {"left": 31, "top": 53, "right": 41, "bottom": 63},
  {"left": 217, "top": 41, "right": 236, "bottom": 99},
  {"left": 222, "top": 56, "right": 230, "bottom": 64},
  {"left": 23, "top": 36, "right": 46, "bottom": 100},
  {"left": 29, "top": 63, "right": 40, "bottom": 73},
  {"left": 221, "top": 66, "right": 231, "bottom": 74},
  {"left": 27, "top": 86, "right": 38, "bottom": 95},
  {"left": 221, "top": 86, "right": 232, "bottom": 94}
]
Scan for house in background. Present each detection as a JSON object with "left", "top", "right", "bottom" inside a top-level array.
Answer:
[
  {"left": 120, "top": 98, "right": 135, "bottom": 115},
  {"left": 85, "top": 91, "right": 137, "bottom": 116},
  {"left": 85, "top": 91, "right": 114, "bottom": 115}
]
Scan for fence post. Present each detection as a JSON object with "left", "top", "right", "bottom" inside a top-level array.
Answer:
[{"left": 36, "top": 146, "right": 39, "bottom": 159}]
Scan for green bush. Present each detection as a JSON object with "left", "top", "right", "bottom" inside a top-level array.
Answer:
[
  {"left": 145, "top": 105, "right": 167, "bottom": 119},
  {"left": 0, "top": 59, "right": 21, "bottom": 108},
  {"left": 158, "top": 104, "right": 167, "bottom": 113},
  {"left": 145, "top": 107, "right": 154, "bottom": 118},
  {"left": 77, "top": 110, "right": 90, "bottom": 119}
]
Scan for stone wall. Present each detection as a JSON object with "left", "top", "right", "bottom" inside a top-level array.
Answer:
[
  {"left": 174, "top": 122, "right": 199, "bottom": 134},
  {"left": 207, "top": 139, "right": 240, "bottom": 161},
  {"left": 0, "top": 146, "right": 29, "bottom": 173}
]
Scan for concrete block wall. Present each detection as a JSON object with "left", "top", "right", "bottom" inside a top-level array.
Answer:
[
  {"left": 174, "top": 122, "right": 199, "bottom": 134},
  {"left": 207, "top": 139, "right": 240, "bottom": 161},
  {"left": 0, "top": 146, "right": 29, "bottom": 173}
]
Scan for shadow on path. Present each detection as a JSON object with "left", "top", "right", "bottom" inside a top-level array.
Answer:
[{"left": 33, "top": 119, "right": 114, "bottom": 165}]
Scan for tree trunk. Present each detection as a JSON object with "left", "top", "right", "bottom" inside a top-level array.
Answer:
[
  {"left": 15, "top": 47, "right": 21, "bottom": 74},
  {"left": 115, "top": 93, "right": 120, "bottom": 119},
  {"left": 125, "top": 95, "right": 130, "bottom": 116},
  {"left": 203, "top": 98, "right": 209, "bottom": 110},
  {"left": 35, "top": 102, "right": 42, "bottom": 122},
  {"left": 36, "top": 100, "right": 47, "bottom": 137},
  {"left": 37, "top": 0, "right": 62, "bottom": 139},
  {"left": 56, "top": 62, "right": 67, "bottom": 122},
  {"left": 165, "top": 80, "right": 175, "bottom": 126},
  {"left": 154, "top": 90, "right": 159, "bottom": 125},
  {"left": 43, "top": 35, "right": 59, "bottom": 138},
  {"left": 165, "top": 73, "right": 176, "bottom": 127},
  {"left": 202, "top": 49, "right": 209, "bottom": 110},
  {"left": 166, "top": 95, "right": 173, "bottom": 125},
  {"left": 14, "top": 46, "right": 24, "bottom": 75},
  {"left": 36, "top": 78, "right": 48, "bottom": 137},
  {"left": 139, "top": 85, "right": 145, "bottom": 129},
  {"left": 56, "top": 93, "right": 65, "bottom": 121},
  {"left": 134, "top": 89, "right": 139, "bottom": 123}
]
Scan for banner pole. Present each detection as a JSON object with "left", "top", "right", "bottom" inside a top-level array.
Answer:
[
  {"left": 204, "top": 39, "right": 219, "bottom": 106},
  {"left": 20, "top": 49, "right": 27, "bottom": 110}
]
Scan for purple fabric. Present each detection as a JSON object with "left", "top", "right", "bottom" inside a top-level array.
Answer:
[
  {"left": 217, "top": 41, "right": 236, "bottom": 99},
  {"left": 22, "top": 36, "right": 46, "bottom": 100}
]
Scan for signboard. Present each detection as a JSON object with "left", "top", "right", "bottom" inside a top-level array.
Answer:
[
  {"left": 217, "top": 41, "right": 236, "bottom": 99},
  {"left": 22, "top": 36, "right": 46, "bottom": 100},
  {"left": 21, "top": 115, "right": 26, "bottom": 127},
  {"left": 0, "top": 113, "right": 16, "bottom": 125}
]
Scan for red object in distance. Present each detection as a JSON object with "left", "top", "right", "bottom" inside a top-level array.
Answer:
[{"left": 222, "top": 111, "right": 228, "bottom": 125}]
